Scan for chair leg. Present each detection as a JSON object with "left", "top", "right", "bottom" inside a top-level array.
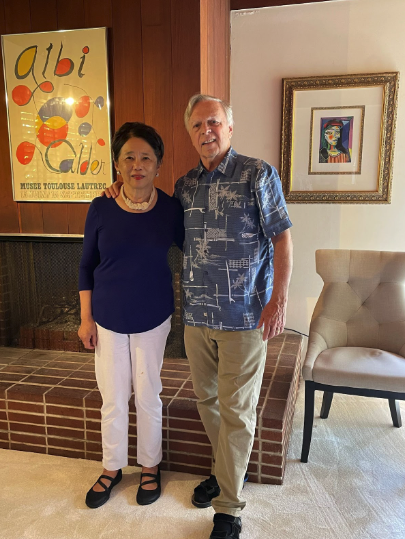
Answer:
[
  {"left": 301, "top": 381, "right": 315, "bottom": 463},
  {"left": 389, "top": 399, "right": 402, "bottom": 428},
  {"left": 320, "top": 391, "right": 334, "bottom": 419}
]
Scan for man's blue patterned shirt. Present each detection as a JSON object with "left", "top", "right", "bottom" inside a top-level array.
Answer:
[{"left": 174, "top": 147, "right": 292, "bottom": 331}]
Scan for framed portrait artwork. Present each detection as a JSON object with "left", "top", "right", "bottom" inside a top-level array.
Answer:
[
  {"left": 280, "top": 72, "right": 399, "bottom": 203},
  {"left": 1, "top": 27, "right": 112, "bottom": 202}
]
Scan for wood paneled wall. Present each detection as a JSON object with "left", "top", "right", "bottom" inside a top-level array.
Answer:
[
  {"left": 201, "top": 0, "right": 230, "bottom": 101},
  {"left": 0, "top": 0, "right": 227, "bottom": 235}
]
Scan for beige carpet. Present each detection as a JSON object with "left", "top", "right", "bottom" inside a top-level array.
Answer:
[{"left": 2, "top": 384, "right": 405, "bottom": 539}]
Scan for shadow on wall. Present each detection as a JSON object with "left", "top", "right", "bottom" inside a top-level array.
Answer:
[{"left": 286, "top": 204, "right": 342, "bottom": 335}]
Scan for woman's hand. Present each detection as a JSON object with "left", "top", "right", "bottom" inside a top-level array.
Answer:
[{"left": 78, "top": 318, "right": 98, "bottom": 349}]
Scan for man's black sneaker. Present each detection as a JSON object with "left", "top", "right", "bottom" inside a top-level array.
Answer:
[
  {"left": 192, "top": 474, "right": 220, "bottom": 508},
  {"left": 209, "top": 513, "right": 242, "bottom": 539},
  {"left": 191, "top": 472, "right": 249, "bottom": 508}
]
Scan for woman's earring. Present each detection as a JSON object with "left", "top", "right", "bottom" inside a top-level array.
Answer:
[
  {"left": 156, "top": 172, "right": 159, "bottom": 177},
  {"left": 117, "top": 171, "right": 121, "bottom": 175}
]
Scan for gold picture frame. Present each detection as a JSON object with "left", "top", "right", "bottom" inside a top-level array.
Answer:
[
  {"left": 280, "top": 72, "right": 399, "bottom": 203},
  {"left": 1, "top": 27, "right": 112, "bottom": 202}
]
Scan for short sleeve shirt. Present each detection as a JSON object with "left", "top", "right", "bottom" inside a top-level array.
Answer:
[{"left": 174, "top": 147, "right": 292, "bottom": 330}]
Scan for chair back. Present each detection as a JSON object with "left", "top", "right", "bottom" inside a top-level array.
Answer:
[{"left": 310, "top": 250, "right": 405, "bottom": 356}]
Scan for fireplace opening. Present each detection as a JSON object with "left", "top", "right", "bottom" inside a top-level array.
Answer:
[{"left": 0, "top": 238, "right": 184, "bottom": 357}]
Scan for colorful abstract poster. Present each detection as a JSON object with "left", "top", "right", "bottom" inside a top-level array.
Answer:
[{"left": 2, "top": 28, "right": 112, "bottom": 202}]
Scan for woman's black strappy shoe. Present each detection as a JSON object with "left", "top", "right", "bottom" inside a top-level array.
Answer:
[
  {"left": 85, "top": 469, "right": 122, "bottom": 508},
  {"left": 136, "top": 466, "right": 161, "bottom": 505}
]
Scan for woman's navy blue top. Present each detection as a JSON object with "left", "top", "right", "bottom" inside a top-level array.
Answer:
[{"left": 79, "top": 189, "right": 184, "bottom": 334}]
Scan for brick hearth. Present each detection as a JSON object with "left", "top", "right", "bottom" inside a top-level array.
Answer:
[{"left": 0, "top": 332, "right": 302, "bottom": 484}]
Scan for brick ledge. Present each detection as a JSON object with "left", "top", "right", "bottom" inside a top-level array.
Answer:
[{"left": 0, "top": 332, "right": 303, "bottom": 484}]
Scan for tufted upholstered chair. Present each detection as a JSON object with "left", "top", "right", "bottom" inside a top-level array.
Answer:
[{"left": 301, "top": 249, "right": 405, "bottom": 463}]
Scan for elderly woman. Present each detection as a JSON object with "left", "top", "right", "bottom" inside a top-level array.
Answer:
[{"left": 78, "top": 122, "right": 184, "bottom": 508}]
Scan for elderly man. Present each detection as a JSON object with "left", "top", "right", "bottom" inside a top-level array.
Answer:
[
  {"left": 178, "top": 94, "right": 292, "bottom": 539},
  {"left": 104, "top": 94, "right": 292, "bottom": 539}
]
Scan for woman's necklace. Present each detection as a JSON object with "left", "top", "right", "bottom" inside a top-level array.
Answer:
[{"left": 120, "top": 185, "right": 155, "bottom": 211}]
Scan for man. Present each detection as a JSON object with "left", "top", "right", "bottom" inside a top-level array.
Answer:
[{"left": 105, "top": 94, "right": 293, "bottom": 539}]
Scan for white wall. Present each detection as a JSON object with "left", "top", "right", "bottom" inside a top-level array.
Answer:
[{"left": 231, "top": 0, "right": 405, "bottom": 336}]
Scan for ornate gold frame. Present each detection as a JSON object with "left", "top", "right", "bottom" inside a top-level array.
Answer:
[{"left": 280, "top": 72, "right": 399, "bottom": 203}]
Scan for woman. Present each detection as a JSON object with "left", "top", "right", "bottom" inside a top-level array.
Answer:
[
  {"left": 78, "top": 122, "right": 184, "bottom": 508},
  {"left": 319, "top": 118, "right": 351, "bottom": 163}
]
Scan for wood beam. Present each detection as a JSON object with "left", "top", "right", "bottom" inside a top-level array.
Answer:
[{"left": 200, "top": 0, "right": 230, "bottom": 102}]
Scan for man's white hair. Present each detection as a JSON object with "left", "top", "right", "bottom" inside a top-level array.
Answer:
[{"left": 184, "top": 94, "right": 234, "bottom": 130}]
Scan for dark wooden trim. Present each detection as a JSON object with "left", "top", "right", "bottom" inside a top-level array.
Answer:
[
  {"left": 231, "top": 0, "right": 331, "bottom": 10},
  {"left": 0, "top": 234, "right": 83, "bottom": 242},
  {"left": 311, "top": 381, "right": 405, "bottom": 401}
]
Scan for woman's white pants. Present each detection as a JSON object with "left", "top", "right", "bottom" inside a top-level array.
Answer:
[{"left": 95, "top": 317, "right": 171, "bottom": 470}]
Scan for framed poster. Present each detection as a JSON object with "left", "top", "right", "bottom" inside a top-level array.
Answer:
[
  {"left": 2, "top": 27, "right": 112, "bottom": 202},
  {"left": 280, "top": 72, "right": 399, "bottom": 203}
]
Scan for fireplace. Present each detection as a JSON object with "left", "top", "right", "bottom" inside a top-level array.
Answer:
[
  {"left": 0, "top": 236, "right": 303, "bottom": 485},
  {"left": 0, "top": 236, "right": 184, "bottom": 357}
]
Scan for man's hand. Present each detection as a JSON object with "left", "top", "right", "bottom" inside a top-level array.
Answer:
[
  {"left": 78, "top": 318, "right": 98, "bottom": 349},
  {"left": 102, "top": 180, "right": 122, "bottom": 198},
  {"left": 257, "top": 297, "right": 287, "bottom": 341}
]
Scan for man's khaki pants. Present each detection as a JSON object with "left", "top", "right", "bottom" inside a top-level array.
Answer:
[{"left": 184, "top": 325, "right": 267, "bottom": 516}]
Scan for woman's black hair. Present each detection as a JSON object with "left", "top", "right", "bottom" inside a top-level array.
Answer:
[{"left": 112, "top": 122, "right": 164, "bottom": 164}]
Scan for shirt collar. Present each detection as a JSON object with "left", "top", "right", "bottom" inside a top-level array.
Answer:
[{"left": 196, "top": 147, "right": 238, "bottom": 178}]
